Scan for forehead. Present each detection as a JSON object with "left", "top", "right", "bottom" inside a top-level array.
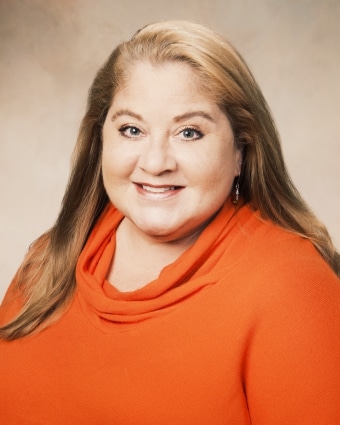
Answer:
[{"left": 114, "top": 61, "right": 214, "bottom": 101}]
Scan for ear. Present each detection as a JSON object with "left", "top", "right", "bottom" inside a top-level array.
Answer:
[{"left": 235, "top": 148, "right": 243, "bottom": 176}]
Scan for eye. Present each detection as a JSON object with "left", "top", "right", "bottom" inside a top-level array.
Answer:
[
  {"left": 119, "top": 125, "right": 142, "bottom": 139},
  {"left": 180, "top": 127, "right": 204, "bottom": 141}
]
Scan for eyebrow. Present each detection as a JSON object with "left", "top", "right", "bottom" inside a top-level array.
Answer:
[
  {"left": 173, "top": 111, "right": 215, "bottom": 123},
  {"left": 110, "top": 109, "right": 215, "bottom": 123},
  {"left": 110, "top": 109, "right": 143, "bottom": 122}
]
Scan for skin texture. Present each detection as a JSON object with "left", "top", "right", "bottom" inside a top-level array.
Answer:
[{"left": 102, "top": 61, "right": 242, "bottom": 247}]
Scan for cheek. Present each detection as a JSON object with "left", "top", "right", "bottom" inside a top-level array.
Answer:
[
  {"left": 101, "top": 144, "right": 116, "bottom": 182},
  {"left": 184, "top": 160, "right": 234, "bottom": 203},
  {"left": 102, "top": 143, "right": 135, "bottom": 181},
  {"left": 196, "top": 145, "right": 238, "bottom": 183},
  {"left": 206, "top": 153, "right": 239, "bottom": 199}
]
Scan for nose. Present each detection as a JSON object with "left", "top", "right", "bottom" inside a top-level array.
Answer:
[{"left": 137, "top": 138, "right": 177, "bottom": 175}]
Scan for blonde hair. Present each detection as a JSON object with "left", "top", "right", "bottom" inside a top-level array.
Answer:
[{"left": 1, "top": 20, "right": 338, "bottom": 340}]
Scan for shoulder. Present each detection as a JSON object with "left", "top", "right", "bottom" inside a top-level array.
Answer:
[
  {"left": 235, "top": 205, "right": 336, "bottom": 277},
  {"left": 217, "top": 205, "right": 340, "bottom": 313}
]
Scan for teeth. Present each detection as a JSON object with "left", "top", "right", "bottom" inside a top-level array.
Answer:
[{"left": 142, "top": 185, "right": 176, "bottom": 193}]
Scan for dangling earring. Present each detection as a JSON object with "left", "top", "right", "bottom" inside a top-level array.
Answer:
[
  {"left": 232, "top": 160, "right": 242, "bottom": 206},
  {"left": 232, "top": 177, "right": 240, "bottom": 205}
]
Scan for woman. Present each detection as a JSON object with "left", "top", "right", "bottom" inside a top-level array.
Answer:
[{"left": 0, "top": 20, "right": 339, "bottom": 424}]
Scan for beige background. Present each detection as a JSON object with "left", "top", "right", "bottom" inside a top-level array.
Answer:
[{"left": 1, "top": 0, "right": 339, "bottom": 299}]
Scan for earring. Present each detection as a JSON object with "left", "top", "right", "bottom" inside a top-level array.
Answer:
[{"left": 232, "top": 177, "right": 240, "bottom": 206}]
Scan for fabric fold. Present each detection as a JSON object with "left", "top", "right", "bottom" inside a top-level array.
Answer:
[{"left": 76, "top": 200, "right": 244, "bottom": 325}]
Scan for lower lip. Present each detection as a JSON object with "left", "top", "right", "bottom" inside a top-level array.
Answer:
[{"left": 135, "top": 184, "right": 183, "bottom": 199}]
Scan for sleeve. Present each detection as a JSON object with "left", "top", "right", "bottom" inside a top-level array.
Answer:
[{"left": 244, "top": 254, "right": 340, "bottom": 425}]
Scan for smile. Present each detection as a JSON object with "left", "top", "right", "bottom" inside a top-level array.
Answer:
[
  {"left": 142, "top": 185, "right": 177, "bottom": 193},
  {"left": 135, "top": 183, "right": 183, "bottom": 198}
]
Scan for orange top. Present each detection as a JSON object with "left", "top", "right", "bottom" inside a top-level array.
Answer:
[{"left": 1, "top": 202, "right": 340, "bottom": 424}]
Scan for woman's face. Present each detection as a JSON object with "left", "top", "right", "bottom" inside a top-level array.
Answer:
[{"left": 102, "top": 61, "right": 242, "bottom": 242}]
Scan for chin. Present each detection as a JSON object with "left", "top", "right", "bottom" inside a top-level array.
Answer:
[{"left": 139, "top": 224, "right": 177, "bottom": 238}]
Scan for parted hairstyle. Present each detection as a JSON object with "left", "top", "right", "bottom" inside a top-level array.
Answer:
[{"left": 1, "top": 20, "right": 339, "bottom": 340}]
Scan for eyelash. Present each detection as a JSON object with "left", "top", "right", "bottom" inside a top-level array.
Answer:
[
  {"left": 178, "top": 127, "right": 204, "bottom": 141},
  {"left": 118, "top": 125, "right": 204, "bottom": 140},
  {"left": 119, "top": 125, "right": 142, "bottom": 139}
]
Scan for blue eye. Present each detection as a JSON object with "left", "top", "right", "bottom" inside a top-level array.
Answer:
[
  {"left": 119, "top": 126, "right": 141, "bottom": 138},
  {"left": 181, "top": 127, "right": 203, "bottom": 140}
]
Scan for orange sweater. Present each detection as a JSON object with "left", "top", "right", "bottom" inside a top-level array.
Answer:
[{"left": 1, "top": 202, "right": 340, "bottom": 424}]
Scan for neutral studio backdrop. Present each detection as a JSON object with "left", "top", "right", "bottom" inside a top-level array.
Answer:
[{"left": 1, "top": 0, "right": 339, "bottom": 299}]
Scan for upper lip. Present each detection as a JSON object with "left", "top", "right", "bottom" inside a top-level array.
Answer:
[{"left": 135, "top": 182, "right": 184, "bottom": 189}]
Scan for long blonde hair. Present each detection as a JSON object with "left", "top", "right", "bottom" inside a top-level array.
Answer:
[{"left": 1, "top": 20, "right": 338, "bottom": 340}]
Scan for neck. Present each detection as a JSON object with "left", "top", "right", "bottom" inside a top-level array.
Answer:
[
  {"left": 122, "top": 217, "right": 199, "bottom": 256},
  {"left": 106, "top": 218, "right": 199, "bottom": 292}
]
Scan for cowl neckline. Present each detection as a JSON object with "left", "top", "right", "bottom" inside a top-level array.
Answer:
[{"left": 76, "top": 201, "right": 247, "bottom": 328}]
